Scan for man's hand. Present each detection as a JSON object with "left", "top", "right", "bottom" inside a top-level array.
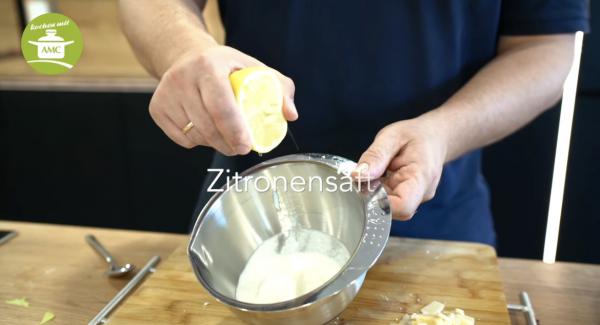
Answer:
[
  {"left": 149, "top": 45, "right": 297, "bottom": 155},
  {"left": 354, "top": 117, "right": 448, "bottom": 220},
  {"left": 352, "top": 34, "right": 575, "bottom": 220}
]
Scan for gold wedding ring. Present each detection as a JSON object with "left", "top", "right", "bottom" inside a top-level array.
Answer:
[{"left": 182, "top": 121, "right": 194, "bottom": 134}]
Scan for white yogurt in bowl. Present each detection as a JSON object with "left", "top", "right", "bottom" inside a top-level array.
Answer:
[{"left": 236, "top": 229, "right": 350, "bottom": 304}]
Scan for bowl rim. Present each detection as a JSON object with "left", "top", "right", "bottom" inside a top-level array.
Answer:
[{"left": 188, "top": 153, "right": 391, "bottom": 312}]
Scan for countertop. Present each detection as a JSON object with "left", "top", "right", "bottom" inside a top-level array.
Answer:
[
  {"left": 0, "top": 221, "right": 598, "bottom": 325},
  {"left": 0, "top": 221, "right": 185, "bottom": 324}
]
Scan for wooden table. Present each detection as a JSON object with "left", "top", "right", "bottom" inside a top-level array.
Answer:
[
  {"left": 0, "top": 0, "right": 224, "bottom": 92},
  {"left": 500, "top": 258, "right": 600, "bottom": 325},
  {"left": 0, "top": 221, "right": 186, "bottom": 324},
  {"left": 1, "top": 221, "right": 598, "bottom": 325}
]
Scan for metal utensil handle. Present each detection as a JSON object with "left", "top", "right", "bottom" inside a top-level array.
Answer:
[
  {"left": 85, "top": 234, "right": 116, "bottom": 264},
  {"left": 520, "top": 291, "right": 537, "bottom": 325},
  {"left": 0, "top": 231, "right": 18, "bottom": 246},
  {"left": 507, "top": 291, "right": 537, "bottom": 325},
  {"left": 88, "top": 255, "right": 161, "bottom": 325}
]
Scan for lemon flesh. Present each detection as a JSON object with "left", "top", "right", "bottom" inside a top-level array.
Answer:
[{"left": 230, "top": 67, "right": 287, "bottom": 154}]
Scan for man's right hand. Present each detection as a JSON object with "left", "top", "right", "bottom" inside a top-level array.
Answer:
[{"left": 149, "top": 45, "right": 298, "bottom": 155}]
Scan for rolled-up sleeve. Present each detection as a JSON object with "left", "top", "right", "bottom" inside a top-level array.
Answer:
[{"left": 500, "top": 0, "right": 590, "bottom": 35}]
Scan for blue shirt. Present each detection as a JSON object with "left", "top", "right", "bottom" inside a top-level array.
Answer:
[{"left": 196, "top": 0, "right": 590, "bottom": 245}]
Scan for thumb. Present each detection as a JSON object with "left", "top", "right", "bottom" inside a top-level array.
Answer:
[
  {"left": 353, "top": 131, "right": 401, "bottom": 180},
  {"left": 283, "top": 96, "right": 298, "bottom": 121},
  {"left": 279, "top": 75, "right": 298, "bottom": 121}
]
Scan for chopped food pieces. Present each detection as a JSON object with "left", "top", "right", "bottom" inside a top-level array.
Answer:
[
  {"left": 40, "top": 311, "right": 55, "bottom": 324},
  {"left": 421, "top": 301, "right": 445, "bottom": 315},
  {"left": 5, "top": 297, "right": 30, "bottom": 307},
  {"left": 5, "top": 297, "right": 55, "bottom": 324},
  {"left": 395, "top": 301, "right": 475, "bottom": 325}
]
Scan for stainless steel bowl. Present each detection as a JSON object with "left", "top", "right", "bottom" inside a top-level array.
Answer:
[{"left": 188, "top": 153, "right": 391, "bottom": 325}]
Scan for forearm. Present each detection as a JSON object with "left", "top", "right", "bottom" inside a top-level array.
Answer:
[
  {"left": 118, "top": 0, "right": 218, "bottom": 78},
  {"left": 422, "top": 34, "right": 576, "bottom": 162}
]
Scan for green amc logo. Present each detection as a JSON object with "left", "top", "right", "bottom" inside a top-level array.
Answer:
[{"left": 21, "top": 13, "right": 83, "bottom": 75}]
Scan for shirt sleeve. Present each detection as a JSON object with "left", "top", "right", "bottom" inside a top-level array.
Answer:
[{"left": 500, "top": 0, "right": 590, "bottom": 35}]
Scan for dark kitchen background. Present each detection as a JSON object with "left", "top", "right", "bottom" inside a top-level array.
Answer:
[{"left": 1, "top": 1, "right": 598, "bottom": 264}]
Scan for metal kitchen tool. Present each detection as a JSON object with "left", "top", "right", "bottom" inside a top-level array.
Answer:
[
  {"left": 508, "top": 291, "right": 538, "bottom": 325},
  {"left": 89, "top": 255, "right": 160, "bottom": 325},
  {"left": 188, "top": 153, "right": 391, "bottom": 325},
  {"left": 85, "top": 234, "right": 135, "bottom": 277}
]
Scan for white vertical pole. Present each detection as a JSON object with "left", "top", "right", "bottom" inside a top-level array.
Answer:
[{"left": 543, "top": 31, "right": 584, "bottom": 264}]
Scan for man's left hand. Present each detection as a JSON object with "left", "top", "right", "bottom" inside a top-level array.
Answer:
[{"left": 353, "top": 116, "right": 448, "bottom": 220}]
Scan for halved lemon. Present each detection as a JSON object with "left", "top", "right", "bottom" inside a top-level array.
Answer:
[{"left": 230, "top": 67, "right": 287, "bottom": 154}]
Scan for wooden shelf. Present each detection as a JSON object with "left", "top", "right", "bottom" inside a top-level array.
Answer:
[{"left": 0, "top": 0, "right": 224, "bottom": 93}]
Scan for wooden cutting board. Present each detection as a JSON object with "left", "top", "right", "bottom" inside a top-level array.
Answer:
[{"left": 108, "top": 238, "right": 510, "bottom": 324}]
